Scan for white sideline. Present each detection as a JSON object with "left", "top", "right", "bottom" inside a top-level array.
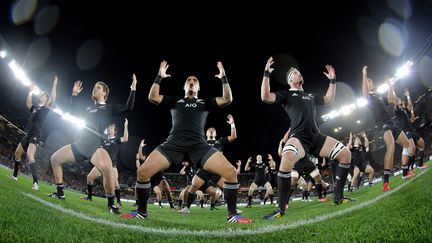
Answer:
[{"left": 23, "top": 168, "right": 429, "bottom": 237}]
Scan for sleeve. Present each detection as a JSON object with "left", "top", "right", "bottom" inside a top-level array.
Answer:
[
  {"left": 274, "top": 90, "right": 289, "bottom": 104},
  {"left": 313, "top": 93, "right": 325, "bottom": 106},
  {"left": 29, "top": 105, "right": 35, "bottom": 112},
  {"left": 115, "top": 137, "right": 122, "bottom": 144},
  {"left": 160, "top": 96, "right": 178, "bottom": 108},
  {"left": 111, "top": 90, "right": 136, "bottom": 115}
]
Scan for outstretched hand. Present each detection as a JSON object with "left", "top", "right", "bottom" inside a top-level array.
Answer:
[
  {"left": 362, "top": 65, "right": 368, "bottom": 76},
  {"left": 72, "top": 81, "right": 83, "bottom": 95},
  {"left": 265, "top": 57, "right": 274, "bottom": 73},
  {"left": 140, "top": 139, "right": 146, "bottom": 147},
  {"left": 130, "top": 74, "right": 137, "bottom": 91},
  {"left": 226, "top": 114, "right": 234, "bottom": 124},
  {"left": 158, "top": 61, "right": 171, "bottom": 78},
  {"left": 323, "top": 65, "right": 336, "bottom": 80},
  {"left": 124, "top": 118, "right": 128, "bottom": 126},
  {"left": 215, "top": 61, "right": 226, "bottom": 79},
  {"left": 236, "top": 160, "right": 242, "bottom": 166},
  {"left": 53, "top": 76, "right": 58, "bottom": 86}
]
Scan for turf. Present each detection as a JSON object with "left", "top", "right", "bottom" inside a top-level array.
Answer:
[{"left": 0, "top": 162, "right": 431, "bottom": 242}]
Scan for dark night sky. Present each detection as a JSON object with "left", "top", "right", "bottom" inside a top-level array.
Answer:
[{"left": 0, "top": 0, "right": 432, "bottom": 171}]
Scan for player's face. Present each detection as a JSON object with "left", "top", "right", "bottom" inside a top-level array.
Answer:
[
  {"left": 92, "top": 83, "right": 107, "bottom": 101},
  {"left": 206, "top": 127, "right": 216, "bottom": 139},
  {"left": 288, "top": 68, "right": 304, "bottom": 86},
  {"left": 256, "top": 155, "right": 262, "bottom": 163},
  {"left": 354, "top": 137, "right": 361, "bottom": 146},
  {"left": 184, "top": 76, "right": 200, "bottom": 94},
  {"left": 108, "top": 124, "right": 116, "bottom": 136},
  {"left": 38, "top": 93, "right": 49, "bottom": 105}
]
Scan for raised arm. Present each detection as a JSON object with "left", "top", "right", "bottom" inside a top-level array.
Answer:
[
  {"left": 179, "top": 166, "right": 187, "bottom": 175},
  {"left": 322, "top": 65, "right": 336, "bottom": 105},
  {"left": 347, "top": 132, "right": 353, "bottom": 149},
  {"left": 244, "top": 157, "right": 252, "bottom": 172},
  {"left": 149, "top": 61, "right": 171, "bottom": 105},
  {"left": 361, "top": 131, "right": 369, "bottom": 152},
  {"left": 404, "top": 89, "right": 416, "bottom": 123},
  {"left": 69, "top": 80, "right": 83, "bottom": 113},
  {"left": 268, "top": 154, "right": 276, "bottom": 168},
  {"left": 385, "top": 75, "right": 396, "bottom": 105},
  {"left": 137, "top": 139, "right": 147, "bottom": 161},
  {"left": 261, "top": 57, "right": 276, "bottom": 104},
  {"left": 215, "top": 62, "right": 233, "bottom": 107},
  {"left": 362, "top": 66, "right": 370, "bottom": 98},
  {"left": 47, "top": 75, "right": 58, "bottom": 108},
  {"left": 26, "top": 84, "right": 35, "bottom": 110},
  {"left": 120, "top": 118, "right": 129, "bottom": 143},
  {"left": 226, "top": 114, "right": 237, "bottom": 142},
  {"left": 112, "top": 74, "right": 137, "bottom": 115},
  {"left": 236, "top": 160, "right": 242, "bottom": 174}
]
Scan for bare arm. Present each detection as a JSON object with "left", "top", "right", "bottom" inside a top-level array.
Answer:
[
  {"left": 261, "top": 57, "right": 276, "bottom": 103},
  {"left": 236, "top": 160, "right": 242, "bottom": 174},
  {"left": 148, "top": 61, "right": 170, "bottom": 105},
  {"left": 179, "top": 166, "right": 187, "bottom": 175},
  {"left": 135, "top": 153, "right": 141, "bottom": 169},
  {"left": 138, "top": 139, "right": 146, "bottom": 161},
  {"left": 26, "top": 85, "right": 34, "bottom": 110},
  {"left": 361, "top": 66, "right": 370, "bottom": 98},
  {"left": 47, "top": 76, "right": 58, "bottom": 108},
  {"left": 226, "top": 114, "right": 237, "bottom": 142},
  {"left": 322, "top": 65, "right": 336, "bottom": 105},
  {"left": 362, "top": 132, "right": 369, "bottom": 153},
  {"left": 215, "top": 62, "right": 233, "bottom": 107},
  {"left": 347, "top": 132, "right": 353, "bottom": 149},
  {"left": 404, "top": 89, "right": 416, "bottom": 123},
  {"left": 244, "top": 157, "right": 252, "bottom": 171},
  {"left": 120, "top": 118, "right": 129, "bottom": 143},
  {"left": 386, "top": 75, "right": 396, "bottom": 105}
]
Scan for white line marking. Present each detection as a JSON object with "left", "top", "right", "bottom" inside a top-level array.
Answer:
[{"left": 23, "top": 168, "right": 429, "bottom": 237}]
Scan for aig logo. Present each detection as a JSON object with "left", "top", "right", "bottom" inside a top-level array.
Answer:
[{"left": 185, "top": 103, "right": 197, "bottom": 108}]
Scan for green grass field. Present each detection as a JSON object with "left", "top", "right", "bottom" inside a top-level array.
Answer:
[{"left": 1, "top": 162, "right": 431, "bottom": 242}]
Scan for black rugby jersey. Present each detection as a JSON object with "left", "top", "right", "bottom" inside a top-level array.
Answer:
[{"left": 274, "top": 89, "right": 325, "bottom": 137}]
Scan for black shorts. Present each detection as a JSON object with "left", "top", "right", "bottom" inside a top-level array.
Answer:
[
  {"left": 151, "top": 172, "right": 166, "bottom": 188},
  {"left": 293, "top": 157, "right": 317, "bottom": 177},
  {"left": 71, "top": 134, "right": 101, "bottom": 163},
  {"left": 290, "top": 132, "right": 327, "bottom": 158},
  {"left": 156, "top": 140, "right": 218, "bottom": 167},
  {"left": 20, "top": 133, "right": 39, "bottom": 151},
  {"left": 253, "top": 178, "right": 268, "bottom": 187},
  {"left": 411, "top": 131, "right": 421, "bottom": 145},
  {"left": 195, "top": 169, "right": 221, "bottom": 184},
  {"left": 356, "top": 161, "right": 367, "bottom": 172},
  {"left": 382, "top": 119, "right": 402, "bottom": 140}
]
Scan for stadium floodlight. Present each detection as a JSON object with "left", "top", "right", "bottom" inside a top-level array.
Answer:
[
  {"left": 395, "top": 60, "right": 413, "bottom": 79},
  {"left": 31, "top": 86, "right": 41, "bottom": 96},
  {"left": 0, "top": 50, "right": 6, "bottom": 58},
  {"left": 53, "top": 108, "right": 86, "bottom": 129},
  {"left": 8, "top": 60, "right": 31, "bottom": 86},
  {"left": 357, "top": 120, "right": 361, "bottom": 124},
  {"left": 334, "top": 128, "right": 339, "bottom": 132},
  {"left": 356, "top": 98, "right": 368, "bottom": 108}
]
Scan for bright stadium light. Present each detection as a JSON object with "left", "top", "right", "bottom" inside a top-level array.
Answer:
[
  {"left": 356, "top": 98, "right": 368, "bottom": 107},
  {"left": 0, "top": 50, "right": 7, "bottom": 58},
  {"left": 357, "top": 120, "right": 361, "bottom": 124},
  {"left": 8, "top": 60, "right": 31, "bottom": 86},
  {"left": 31, "top": 86, "right": 41, "bottom": 96},
  {"left": 395, "top": 60, "right": 413, "bottom": 79}
]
